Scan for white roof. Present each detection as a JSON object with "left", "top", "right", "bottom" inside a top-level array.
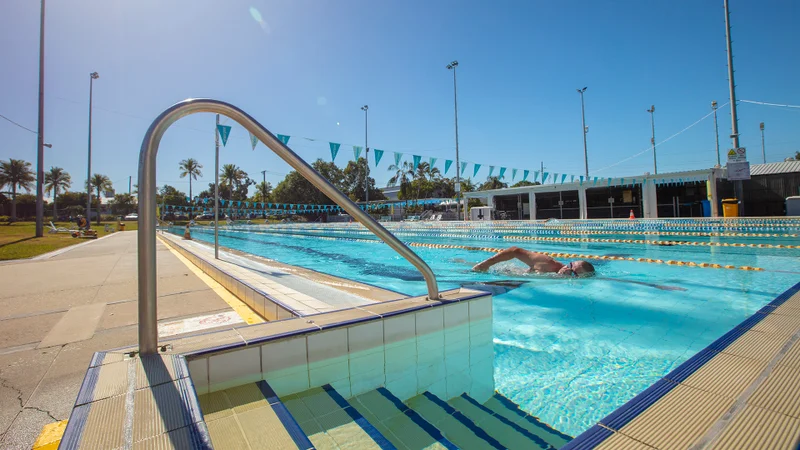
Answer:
[{"left": 749, "top": 161, "right": 800, "bottom": 176}]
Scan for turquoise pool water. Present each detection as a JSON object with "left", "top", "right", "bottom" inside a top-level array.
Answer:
[{"left": 169, "top": 221, "right": 800, "bottom": 436}]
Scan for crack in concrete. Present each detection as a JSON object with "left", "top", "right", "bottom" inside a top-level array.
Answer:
[{"left": 0, "top": 374, "right": 61, "bottom": 442}]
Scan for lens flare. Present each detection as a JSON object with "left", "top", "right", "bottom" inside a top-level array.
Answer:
[{"left": 249, "top": 7, "right": 270, "bottom": 33}]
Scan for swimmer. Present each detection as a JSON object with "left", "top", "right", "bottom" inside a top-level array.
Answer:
[{"left": 472, "top": 246, "right": 595, "bottom": 277}]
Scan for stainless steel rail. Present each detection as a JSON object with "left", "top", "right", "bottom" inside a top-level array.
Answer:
[{"left": 137, "top": 99, "right": 440, "bottom": 354}]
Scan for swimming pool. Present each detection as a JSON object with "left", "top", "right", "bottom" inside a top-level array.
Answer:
[{"left": 168, "top": 220, "right": 800, "bottom": 436}]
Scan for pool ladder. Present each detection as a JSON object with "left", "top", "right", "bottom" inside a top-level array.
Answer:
[{"left": 136, "top": 99, "right": 440, "bottom": 355}]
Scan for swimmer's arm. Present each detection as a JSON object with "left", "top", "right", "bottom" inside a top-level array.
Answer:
[{"left": 594, "top": 277, "right": 687, "bottom": 291}]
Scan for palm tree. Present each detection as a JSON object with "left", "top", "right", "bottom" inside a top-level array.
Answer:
[
  {"left": 387, "top": 161, "right": 415, "bottom": 187},
  {"left": 415, "top": 162, "right": 441, "bottom": 181},
  {"left": 479, "top": 176, "right": 508, "bottom": 191},
  {"left": 220, "top": 164, "right": 245, "bottom": 192},
  {"left": 44, "top": 167, "right": 72, "bottom": 220},
  {"left": 88, "top": 174, "right": 113, "bottom": 225},
  {"left": 0, "top": 159, "right": 35, "bottom": 222},
  {"left": 178, "top": 158, "right": 203, "bottom": 200}
]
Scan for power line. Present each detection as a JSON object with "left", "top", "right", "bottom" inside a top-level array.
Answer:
[
  {"left": 740, "top": 99, "right": 800, "bottom": 109},
  {"left": 0, "top": 113, "right": 37, "bottom": 134}
]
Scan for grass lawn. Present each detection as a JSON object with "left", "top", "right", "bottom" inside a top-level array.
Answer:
[{"left": 0, "top": 220, "right": 139, "bottom": 261}]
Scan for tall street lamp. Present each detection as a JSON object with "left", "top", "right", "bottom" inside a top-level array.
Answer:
[
  {"left": 35, "top": 0, "right": 46, "bottom": 237},
  {"left": 760, "top": 122, "right": 766, "bottom": 164},
  {"left": 712, "top": 101, "right": 720, "bottom": 166},
  {"left": 724, "top": 0, "right": 744, "bottom": 214},
  {"left": 446, "top": 60, "right": 461, "bottom": 220},
  {"left": 577, "top": 87, "right": 589, "bottom": 180},
  {"left": 86, "top": 71, "right": 99, "bottom": 229},
  {"left": 361, "top": 105, "right": 369, "bottom": 204},
  {"left": 647, "top": 105, "right": 657, "bottom": 174}
]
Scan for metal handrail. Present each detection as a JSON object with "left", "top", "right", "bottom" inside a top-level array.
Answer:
[{"left": 137, "top": 99, "right": 440, "bottom": 355}]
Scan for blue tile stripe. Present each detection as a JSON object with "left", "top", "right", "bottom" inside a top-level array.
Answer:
[
  {"left": 256, "top": 381, "right": 314, "bottom": 450},
  {"left": 460, "top": 393, "right": 556, "bottom": 449},
  {"left": 322, "top": 385, "right": 396, "bottom": 450},
  {"left": 492, "top": 394, "right": 574, "bottom": 442},
  {"left": 422, "top": 391, "right": 506, "bottom": 450},
  {"left": 563, "top": 281, "right": 800, "bottom": 449},
  {"left": 58, "top": 403, "right": 90, "bottom": 450},
  {"left": 376, "top": 388, "right": 458, "bottom": 450}
]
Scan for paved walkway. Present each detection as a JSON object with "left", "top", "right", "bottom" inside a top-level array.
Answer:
[{"left": 0, "top": 232, "right": 234, "bottom": 450}]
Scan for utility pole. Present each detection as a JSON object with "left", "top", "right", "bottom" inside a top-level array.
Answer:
[
  {"left": 647, "top": 105, "right": 657, "bottom": 174},
  {"left": 361, "top": 105, "right": 369, "bottom": 204},
  {"left": 541, "top": 161, "right": 544, "bottom": 182},
  {"left": 577, "top": 87, "right": 589, "bottom": 180},
  {"left": 760, "top": 122, "right": 766, "bottom": 164},
  {"left": 724, "top": 0, "right": 744, "bottom": 215},
  {"left": 128, "top": 176, "right": 132, "bottom": 195},
  {"left": 214, "top": 114, "right": 220, "bottom": 259},
  {"left": 35, "top": 0, "right": 46, "bottom": 237},
  {"left": 447, "top": 61, "right": 461, "bottom": 220},
  {"left": 86, "top": 72, "right": 99, "bottom": 229},
  {"left": 712, "top": 101, "right": 720, "bottom": 166},
  {"left": 261, "top": 170, "right": 267, "bottom": 199}
]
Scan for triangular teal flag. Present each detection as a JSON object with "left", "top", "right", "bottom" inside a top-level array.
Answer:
[
  {"left": 217, "top": 125, "right": 231, "bottom": 147},
  {"left": 249, "top": 132, "right": 258, "bottom": 150},
  {"left": 534, "top": 170, "right": 540, "bottom": 181},
  {"left": 570, "top": 175, "right": 575, "bottom": 183},
  {"left": 460, "top": 162, "right": 468, "bottom": 175},
  {"left": 488, "top": 166, "right": 495, "bottom": 177},
  {"left": 593, "top": 177, "right": 598, "bottom": 186},
  {"left": 553, "top": 173, "right": 559, "bottom": 184},
  {"left": 353, "top": 146, "right": 363, "bottom": 160},
  {"left": 394, "top": 152, "right": 403, "bottom": 166},
  {"left": 329, "top": 142, "right": 341, "bottom": 161},
  {"left": 512, "top": 168, "right": 518, "bottom": 180},
  {"left": 621, "top": 178, "right": 625, "bottom": 185},
  {"left": 277, "top": 134, "right": 290, "bottom": 145},
  {"left": 579, "top": 176, "right": 584, "bottom": 185},
  {"left": 523, "top": 169, "right": 529, "bottom": 181},
  {"left": 473, "top": 164, "right": 482, "bottom": 177},
  {"left": 429, "top": 157, "right": 437, "bottom": 168},
  {"left": 374, "top": 149, "right": 384, "bottom": 167},
  {"left": 608, "top": 178, "right": 612, "bottom": 186},
  {"left": 542, "top": 172, "right": 549, "bottom": 183},
  {"left": 413, "top": 155, "right": 421, "bottom": 171},
  {"left": 444, "top": 160, "right": 453, "bottom": 174},
  {"left": 499, "top": 167, "right": 507, "bottom": 179},
  {"left": 561, "top": 174, "right": 567, "bottom": 184}
]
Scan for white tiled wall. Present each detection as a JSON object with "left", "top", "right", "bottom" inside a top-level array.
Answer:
[{"left": 188, "top": 294, "right": 495, "bottom": 403}]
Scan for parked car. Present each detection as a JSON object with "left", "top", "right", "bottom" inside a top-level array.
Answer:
[{"left": 124, "top": 213, "right": 138, "bottom": 221}]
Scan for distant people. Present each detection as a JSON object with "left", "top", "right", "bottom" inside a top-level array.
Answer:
[
  {"left": 472, "top": 246, "right": 595, "bottom": 277},
  {"left": 77, "top": 216, "right": 88, "bottom": 230},
  {"left": 183, "top": 224, "right": 192, "bottom": 240}
]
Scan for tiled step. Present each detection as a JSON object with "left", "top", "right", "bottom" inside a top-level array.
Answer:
[
  {"left": 349, "top": 387, "right": 457, "bottom": 450},
  {"left": 199, "top": 381, "right": 312, "bottom": 449},
  {"left": 282, "top": 384, "right": 395, "bottom": 449},
  {"left": 406, "top": 391, "right": 505, "bottom": 450},
  {"left": 449, "top": 394, "right": 561, "bottom": 450},
  {"left": 482, "top": 394, "right": 572, "bottom": 448}
]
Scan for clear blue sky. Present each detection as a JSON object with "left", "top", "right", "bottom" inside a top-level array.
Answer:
[{"left": 2, "top": 0, "right": 799, "bottom": 199}]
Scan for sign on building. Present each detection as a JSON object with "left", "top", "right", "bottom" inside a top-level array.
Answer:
[
  {"left": 727, "top": 147, "right": 747, "bottom": 163},
  {"left": 727, "top": 161, "right": 751, "bottom": 180}
]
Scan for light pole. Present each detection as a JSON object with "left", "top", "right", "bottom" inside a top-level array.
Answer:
[
  {"left": 577, "top": 87, "right": 589, "bottom": 180},
  {"left": 760, "top": 122, "right": 766, "bottom": 164},
  {"left": 724, "top": 0, "right": 744, "bottom": 214},
  {"left": 361, "top": 105, "right": 369, "bottom": 204},
  {"left": 446, "top": 60, "right": 461, "bottom": 220},
  {"left": 647, "top": 105, "right": 657, "bottom": 174},
  {"left": 35, "top": 0, "right": 47, "bottom": 237},
  {"left": 712, "top": 101, "right": 720, "bottom": 166},
  {"left": 86, "top": 72, "right": 99, "bottom": 229}
]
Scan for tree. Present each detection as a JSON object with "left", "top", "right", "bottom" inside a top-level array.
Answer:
[
  {"left": 478, "top": 176, "right": 508, "bottom": 191},
  {"left": 272, "top": 159, "right": 345, "bottom": 205},
  {"left": 253, "top": 181, "right": 272, "bottom": 203},
  {"left": 219, "top": 164, "right": 254, "bottom": 201},
  {"left": 415, "top": 162, "right": 441, "bottom": 181},
  {"left": 178, "top": 158, "right": 203, "bottom": 200},
  {"left": 0, "top": 159, "right": 35, "bottom": 222},
  {"left": 795, "top": 151, "right": 800, "bottom": 161},
  {"left": 109, "top": 193, "right": 136, "bottom": 216},
  {"left": 387, "top": 161, "right": 415, "bottom": 187},
  {"left": 342, "top": 158, "right": 387, "bottom": 202},
  {"left": 511, "top": 180, "right": 540, "bottom": 188},
  {"left": 88, "top": 174, "right": 113, "bottom": 224},
  {"left": 44, "top": 167, "right": 72, "bottom": 219},
  {"left": 158, "top": 185, "right": 187, "bottom": 206}
]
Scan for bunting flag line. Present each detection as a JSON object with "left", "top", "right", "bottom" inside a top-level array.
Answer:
[
  {"left": 512, "top": 168, "right": 518, "bottom": 181},
  {"left": 553, "top": 173, "right": 559, "bottom": 184},
  {"left": 277, "top": 134, "right": 291, "bottom": 145},
  {"left": 499, "top": 167, "right": 507, "bottom": 179},
  {"left": 249, "top": 132, "right": 258, "bottom": 150},
  {"left": 444, "top": 160, "right": 453, "bottom": 174},
  {"left": 579, "top": 175, "right": 584, "bottom": 186},
  {"left": 473, "top": 164, "right": 482, "bottom": 177},
  {"left": 593, "top": 177, "right": 599, "bottom": 186},
  {"left": 523, "top": 169, "right": 529, "bottom": 181},
  {"left": 561, "top": 174, "right": 568, "bottom": 184},
  {"left": 374, "top": 149, "right": 384, "bottom": 167},
  {"left": 394, "top": 152, "right": 403, "bottom": 166},
  {"left": 534, "top": 170, "right": 540, "bottom": 182},
  {"left": 217, "top": 125, "right": 231, "bottom": 147},
  {"left": 542, "top": 172, "right": 549, "bottom": 183},
  {"left": 429, "top": 157, "right": 437, "bottom": 168},
  {"left": 413, "top": 155, "right": 421, "bottom": 171},
  {"left": 460, "top": 161, "right": 468, "bottom": 176},
  {"left": 488, "top": 166, "right": 495, "bottom": 178},
  {"left": 353, "top": 146, "right": 363, "bottom": 160},
  {"left": 329, "top": 142, "right": 341, "bottom": 161}
]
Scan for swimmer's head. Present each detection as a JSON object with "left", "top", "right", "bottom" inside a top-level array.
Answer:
[{"left": 571, "top": 260, "right": 595, "bottom": 277}]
